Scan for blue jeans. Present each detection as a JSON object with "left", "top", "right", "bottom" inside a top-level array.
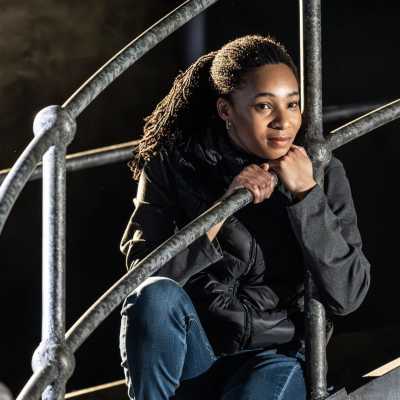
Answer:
[{"left": 120, "top": 277, "right": 307, "bottom": 400}]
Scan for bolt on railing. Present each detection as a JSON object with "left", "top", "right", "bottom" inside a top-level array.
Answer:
[{"left": 0, "top": 1, "right": 399, "bottom": 400}]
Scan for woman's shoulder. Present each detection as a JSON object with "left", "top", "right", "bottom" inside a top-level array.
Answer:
[
  {"left": 133, "top": 147, "right": 179, "bottom": 209},
  {"left": 141, "top": 145, "right": 174, "bottom": 180},
  {"left": 325, "top": 155, "right": 345, "bottom": 172},
  {"left": 323, "top": 155, "right": 355, "bottom": 209},
  {"left": 324, "top": 155, "right": 348, "bottom": 184}
]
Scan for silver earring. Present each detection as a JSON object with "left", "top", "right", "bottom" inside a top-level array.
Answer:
[{"left": 225, "top": 120, "right": 232, "bottom": 131}]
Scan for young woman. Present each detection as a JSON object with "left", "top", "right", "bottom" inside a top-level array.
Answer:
[{"left": 119, "top": 35, "right": 371, "bottom": 400}]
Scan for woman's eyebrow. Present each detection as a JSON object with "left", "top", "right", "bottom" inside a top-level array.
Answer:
[{"left": 254, "top": 91, "right": 300, "bottom": 99}]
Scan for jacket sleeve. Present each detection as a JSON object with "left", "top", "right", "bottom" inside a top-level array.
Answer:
[
  {"left": 120, "top": 152, "right": 224, "bottom": 286},
  {"left": 286, "top": 157, "right": 371, "bottom": 316}
]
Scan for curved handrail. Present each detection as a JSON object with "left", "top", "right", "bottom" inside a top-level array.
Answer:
[
  {"left": 17, "top": 188, "right": 253, "bottom": 399},
  {"left": 66, "top": 189, "right": 252, "bottom": 351},
  {"left": 0, "top": 140, "right": 139, "bottom": 185},
  {"left": 2, "top": 97, "right": 399, "bottom": 236},
  {"left": 2, "top": 0, "right": 399, "bottom": 398},
  {"left": 0, "top": 1, "right": 221, "bottom": 398},
  {"left": 62, "top": 0, "right": 219, "bottom": 119},
  {"left": 327, "top": 98, "right": 400, "bottom": 150},
  {"left": 0, "top": 98, "right": 396, "bottom": 188},
  {"left": 323, "top": 100, "right": 388, "bottom": 124},
  {"left": 0, "top": 0, "right": 218, "bottom": 237},
  {"left": 0, "top": 126, "right": 65, "bottom": 236},
  {"left": 16, "top": 365, "right": 56, "bottom": 400}
]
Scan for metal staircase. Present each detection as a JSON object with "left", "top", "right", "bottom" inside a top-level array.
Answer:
[{"left": 1, "top": 0, "right": 400, "bottom": 399}]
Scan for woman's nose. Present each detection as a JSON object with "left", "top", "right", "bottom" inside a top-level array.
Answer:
[{"left": 269, "top": 110, "right": 291, "bottom": 130}]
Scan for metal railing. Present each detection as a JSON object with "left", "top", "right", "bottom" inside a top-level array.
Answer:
[
  {"left": 0, "top": 141, "right": 138, "bottom": 185},
  {"left": 0, "top": 0, "right": 399, "bottom": 399},
  {"left": 0, "top": 100, "right": 389, "bottom": 186}
]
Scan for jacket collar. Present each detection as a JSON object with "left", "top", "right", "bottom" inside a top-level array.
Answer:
[{"left": 170, "top": 125, "right": 294, "bottom": 203}]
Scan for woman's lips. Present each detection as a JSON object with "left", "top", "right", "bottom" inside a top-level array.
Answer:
[{"left": 268, "top": 137, "right": 291, "bottom": 147}]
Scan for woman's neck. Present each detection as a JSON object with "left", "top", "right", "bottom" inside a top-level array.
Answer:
[{"left": 225, "top": 130, "right": 269, "bottom": 163}]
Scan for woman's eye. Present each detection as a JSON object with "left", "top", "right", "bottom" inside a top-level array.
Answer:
[
  {"left": 255, "top": 103, "right": 272, "bottom": 111},
  {"left": 288, "top": 101, "right": 299, "bottom": 109}
]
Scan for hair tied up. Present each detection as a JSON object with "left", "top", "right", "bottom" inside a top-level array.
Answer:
[{"left": 129, "top": 35, "right": 298, "bottom": 181}]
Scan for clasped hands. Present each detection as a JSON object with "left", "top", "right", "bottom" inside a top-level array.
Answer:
[{"left": 224, "top": 145, "right": 317, "bottom": 204}]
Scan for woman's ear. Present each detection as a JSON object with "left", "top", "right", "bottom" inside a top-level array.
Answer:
[{"left": 216, "top": 97, "right": 232, "bottom": 122}]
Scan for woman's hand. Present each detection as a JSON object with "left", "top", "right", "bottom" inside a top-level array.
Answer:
[
  {"left": 267, "top": 145, "right": 316, "bottom": 198},
  {"left": 207, "top": 164, "right": 276, "bottom": 242},
  {"left": 223, "top": 163, "right": 278, "bottom": 204}
]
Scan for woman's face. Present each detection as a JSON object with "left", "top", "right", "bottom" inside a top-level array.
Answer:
[{"left": 216, "top": 63, "right": 302, "bottom": 160}]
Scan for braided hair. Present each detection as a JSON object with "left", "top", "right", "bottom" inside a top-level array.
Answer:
[{"left": 128, "top": 34, "right": 299, "bottom": 181}]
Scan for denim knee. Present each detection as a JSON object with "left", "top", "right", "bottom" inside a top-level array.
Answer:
[
  {"left": 121, "top": 276, "right": 184, "bottom": 321},
  {"left": 219, "top": 350, "right": 306, "bottom": 400}
]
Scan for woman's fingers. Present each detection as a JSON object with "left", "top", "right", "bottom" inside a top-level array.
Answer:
[
  {"left": 291, "top": 144, "right": 308, "bottom": 156},
  {"left": 225, "top": 163, "right": 278, "bottom": 204},
  {"left": 246, "top": 171, "right": 276, "bottom": 204}
]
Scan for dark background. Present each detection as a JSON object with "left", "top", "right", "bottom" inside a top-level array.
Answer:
[{"left": 1, "top": 0, "right": 399, "bottom": 396}]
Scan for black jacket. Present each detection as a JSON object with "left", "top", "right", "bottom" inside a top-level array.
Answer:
[{"left": 120, "top": 128, "right": 371, "bottom": 356}]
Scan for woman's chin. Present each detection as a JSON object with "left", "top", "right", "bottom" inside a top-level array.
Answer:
[
  {"left": 252, "top": 144, "right": 291, "bottom": 160},
  {"left": 264, "top": 148, "right": 290, "bottom": 160}
]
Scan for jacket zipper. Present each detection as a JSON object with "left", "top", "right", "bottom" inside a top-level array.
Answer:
[
  {"left": 238, "top": 238, "right": 256, "bottom": 350},
  {"left": 243, "top": 237, "right": 256, "bottom": 277},
  {"left": 239, "top": 300, "right": 252, "bottom": 350}
]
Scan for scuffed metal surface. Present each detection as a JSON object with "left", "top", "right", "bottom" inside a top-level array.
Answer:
[
  {"left": 32, "top": 341, "right": 75, "bottom": 379},
  {"left": 323, "top": 101, "right": 388, "bottom": 124},
  {"left": 40, "top": 114, "right": 71, "bottom": 400},
  {"left": 0, "top": 134, "right": 56, "bottom": 236},
  {"left": 0, "top": 106, "right": 76, "bottom": 236},
  {"left": 0, "top": 141, "right": 137, "bottom": 185},
  {"left": 301, "top": 0, "right": 329, "bottom": 399},
  {"left": 41, "top": 143, "right": 68, "bottom": 343},
  {"left": 300, "top": 0, "right": 323, "bottom": 142},
  {"left": 31, "top": 341, "right": 75, "bottom": 400},
  {"left": 12, "top": 105, "right": 77, "bottom": 400},
  {"left": 305, "top": 280, "right": 329, "bottom": 400},
  {"left": 16, "top": 365, "right": 56, "bottom": 400},
  {"left": 33, "top": 106, "right": 76, "bottom": 145},
  {"left": 327, "top": 98, "right": 400, "bottom": 151},
  {"left": 34, "top": 106, "right": 76, "bottom": 343},
  {"left": 62, "top": 0, "right": 220, "bottom": 119}
]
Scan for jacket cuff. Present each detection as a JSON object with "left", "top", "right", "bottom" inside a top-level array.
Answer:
[
  {"left": 286, "top": 184, "right": 325, "bottom": 211},
  {"left": 286, "top": 184, "right": 338, "bottom": 253}
]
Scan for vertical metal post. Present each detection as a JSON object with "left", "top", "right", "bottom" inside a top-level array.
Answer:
[
  {"left": 41, "top": 143, "right": 67, "bottom": 400},
  {"left": 300, "top": 0, "right": 323, "bottom": 142},
  {"left": 31, "top": 106, "right": 76, "bottom": 400},
  {"left": 42, "top": 145, "right": 67, "bottom": 345},
  {"left": 299, "top": 1, "right": 329, "bottom": 399}
]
